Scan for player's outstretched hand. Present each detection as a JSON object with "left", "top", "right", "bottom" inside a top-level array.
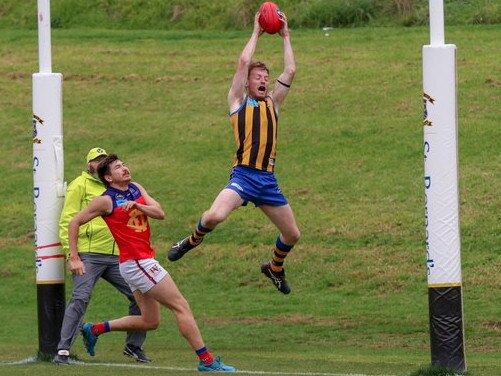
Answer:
[
  {"left": 278, "top": 11, "right": 289, "bottom": 38},
  {"left": 253, "top": 11, "right": 263, "bottom": 36}
]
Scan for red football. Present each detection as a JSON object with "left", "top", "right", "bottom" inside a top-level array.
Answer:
[{"left": 258, "top": 2, "right": 283, "bottom": 34}]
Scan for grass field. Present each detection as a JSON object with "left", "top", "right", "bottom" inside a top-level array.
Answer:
[
  {"left": 2, "top": 0, "right": 501, "bottom": 29},
  {"left": 0, "top": 24, "right": 500, "bottom": 376}
]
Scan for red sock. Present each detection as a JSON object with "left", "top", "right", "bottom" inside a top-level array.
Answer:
[
  {"left": 196, "top": 346, "right": 214, "bottom": 366},
  {"left": 90, "top": 322, "right": 110, "bottom": 337}
]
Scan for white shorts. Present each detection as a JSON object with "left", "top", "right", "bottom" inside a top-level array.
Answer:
[{"left": 119, "top": 258, "right": 169, "bottom": 294}]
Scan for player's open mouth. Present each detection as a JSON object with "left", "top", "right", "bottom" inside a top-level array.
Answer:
[{"left": 258, "top": 85, "right": 266, "bottom": 92}]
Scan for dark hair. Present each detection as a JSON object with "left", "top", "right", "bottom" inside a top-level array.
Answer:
[
  {"left": 248, "top": 61, "right": 269, "bottom": 77},
  {"left": 97, "top": 154, "right": 120, "bottom": 186}
]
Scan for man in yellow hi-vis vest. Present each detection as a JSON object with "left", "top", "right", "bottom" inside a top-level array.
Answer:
[{"left": 54, "top": 147, "right": 148, "bottom": 365}]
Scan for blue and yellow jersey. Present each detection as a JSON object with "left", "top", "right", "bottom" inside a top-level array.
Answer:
[{"left": 230, "top": 96, "right": 278, "bottom": 172}]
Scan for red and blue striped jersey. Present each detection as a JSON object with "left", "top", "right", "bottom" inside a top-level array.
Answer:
[{"left": 102, "top": 183, "right": 154, "bottom": 263}]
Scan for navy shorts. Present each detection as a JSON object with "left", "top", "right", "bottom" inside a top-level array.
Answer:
[{"left": 225, "top": 166, "right": 288, "bottom": 207}]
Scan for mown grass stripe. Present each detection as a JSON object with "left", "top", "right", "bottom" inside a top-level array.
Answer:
[
  {"left": 0, "top": 358, "right": 396, "bottom": 376},
  {"left": 83, "top": 361, "right": 396, "bottom": 376}
]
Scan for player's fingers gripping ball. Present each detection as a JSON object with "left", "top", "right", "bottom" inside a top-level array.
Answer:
[{"left": 258, "top": 2, "right": 283, "bottom": 34}]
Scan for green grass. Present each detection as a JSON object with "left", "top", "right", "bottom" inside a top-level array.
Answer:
[
  {"left": 0, "top": 25, "right": 500, "bottom": 376},
  {"left": 410, "top": 367, "right": 469, "bottom": 376},
  {"left": 2, "top": 0, "right": 501, "bottom": 30}
]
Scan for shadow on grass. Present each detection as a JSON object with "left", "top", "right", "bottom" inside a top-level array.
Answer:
[{"left": 410, "top": 366, "right": 469, "bottom": 376}]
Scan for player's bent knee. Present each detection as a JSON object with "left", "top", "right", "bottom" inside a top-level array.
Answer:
[
  {"left": 203, "top": 216, "right": 221, "bottom": 228},
  {"left": 144, "top": 318, "right": 160, "bottom": 330}
]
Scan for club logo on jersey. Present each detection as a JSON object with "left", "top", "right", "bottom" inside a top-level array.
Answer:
[
  {"left": 149, "top": 264, "right": 161, "bottom": 276},
  {"left": 248, "top": 98, "right": 259, "bottom": 107},
  {"left": 127, "top": 209, "right": 148, "bottom": 232},
  {"left": 116, "top": 194, "right": 127, "bottom": 207}
]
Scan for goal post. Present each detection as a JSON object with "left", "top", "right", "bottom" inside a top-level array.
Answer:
[
  {"left": 422, "top": 0, "right": 466, "bottom": 372},
  {"left": 33, "top": 0, "right": 66, "bottom": 357}
]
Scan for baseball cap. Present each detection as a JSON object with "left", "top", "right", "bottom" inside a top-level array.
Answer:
[{"left": 86, "top": 147, "right": 107, "bottom": 163}]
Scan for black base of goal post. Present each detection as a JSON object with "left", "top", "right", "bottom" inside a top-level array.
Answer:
[
  {"left": 37, "top": 283, "right": 65, "bottom": 357},
  {"left": 428, "top": 285, "right": 466, "bottom": 372}
]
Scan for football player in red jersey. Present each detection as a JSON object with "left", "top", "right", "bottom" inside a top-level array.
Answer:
[{"left": 67, "top": 154, "right": 235, "bottom": 373}]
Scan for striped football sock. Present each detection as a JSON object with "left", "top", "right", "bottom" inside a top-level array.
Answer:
[
  {"left": 188, "top": 219, "right": 212, "bottom": 247},
  {"left": 196, "top": 346, "right": 214, "bottom": 366},
  {"left": 270, "top": 236, "right": 294, "bottom": 273},
  {"left": 91, "top": 322, "right": 110, "bottom": 337}
]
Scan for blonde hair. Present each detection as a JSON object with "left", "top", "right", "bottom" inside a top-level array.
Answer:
[{"left": 248, "top": 61, "right": 269, "bottom": 77}]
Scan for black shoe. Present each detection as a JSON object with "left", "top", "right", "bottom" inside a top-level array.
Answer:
[
  {"left": 168, "top": 237, "right": 194, "bottom": 261},
  {"left": 261, "top": 263, "right": 291, "bottom": 294},
  {"left": 53, "top": 350, "right": 69, "bottom": 365},
  {"left": 123, "top": 344, "right": 151, "bottom": 363}
]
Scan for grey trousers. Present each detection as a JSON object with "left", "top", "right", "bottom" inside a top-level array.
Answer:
[{"left": 57, "top": 253, "right": 146, "bottom": 351}]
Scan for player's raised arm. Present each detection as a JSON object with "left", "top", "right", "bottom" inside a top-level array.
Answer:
[
  {"left": 271, "top": 11, "right": 296, "bottom": 108},
  {"left": 67, "top": 195, "right": 112, "bottom": 275},
  {"left": 122, "top": 182, "right": 165, "bottom": 220},
  {"left": 228, "top": 12, "right": 263, "bottom": 113}
]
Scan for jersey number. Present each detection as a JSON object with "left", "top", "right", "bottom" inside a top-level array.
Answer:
[{"left": 127, "top": 209, "right": 148, "bottom": 232}]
